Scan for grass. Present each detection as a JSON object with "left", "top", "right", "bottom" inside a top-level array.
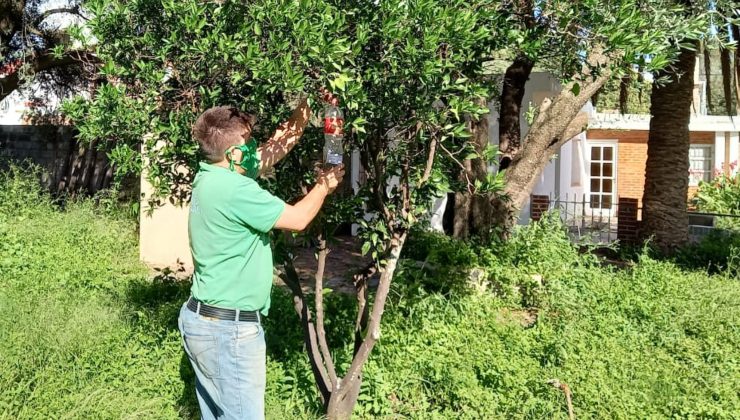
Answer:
[{"left": 1, "top": 166, "right": 738, "bottom": 419}]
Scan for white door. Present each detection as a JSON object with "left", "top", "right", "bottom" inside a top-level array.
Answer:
[{"left": 588, "top": 142, "right": 617, "bottom": 213}]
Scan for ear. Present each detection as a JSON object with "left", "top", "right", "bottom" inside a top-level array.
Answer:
[
  {"left": 231, "top": 146, "right": 243, "bottom": 163},
  {"left": 225, "top": 145, "right": 242, "bottom": 163}
]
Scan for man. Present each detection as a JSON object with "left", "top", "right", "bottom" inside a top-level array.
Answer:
[{"left": 179, "top": 94, "right": 344, "bottom": 419}]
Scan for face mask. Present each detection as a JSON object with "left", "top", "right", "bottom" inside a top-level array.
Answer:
[{"left": 225, "top": 141, "right": 259, "bottom": 179}]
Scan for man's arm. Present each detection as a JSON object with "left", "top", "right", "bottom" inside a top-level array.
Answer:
[
  {"left": 274, "top": 165, "right": 344, "bottom": 232},
  {"left": 257, "top": 97, "right": 310, "bottom": 174}
]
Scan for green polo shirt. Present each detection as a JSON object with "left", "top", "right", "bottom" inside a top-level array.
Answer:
[{"left": 188, "top": 162, "right": 285, "bottom": 315}]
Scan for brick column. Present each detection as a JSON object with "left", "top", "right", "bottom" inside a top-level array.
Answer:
[
  {"left": 530, "top": 195, "right": 550, "bottom": 222},
  {"left": 617, "top": 197, "right": 639, "bottom": 244}
]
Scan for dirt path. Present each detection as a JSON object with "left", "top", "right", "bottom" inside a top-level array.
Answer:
[{"left": 277, "top": 236, "right": 371, "bottom": 294}]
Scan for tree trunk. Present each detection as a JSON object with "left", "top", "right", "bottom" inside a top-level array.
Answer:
[
  {"left": 703, "top": 44, "right": 712, "bottom": 113},
  {"left": 619, "top": 72, "right": 631, "bottom": 114},
  {"left": 720, "top": 45, "right": 734, "bottom": 116},
  {"left": 453, "top": 97, "right": 493, "bottom": 239},
  {"left": 282, "top": 233, "right": 407, "bottom": 420},
  {"left": 642, "top": 45, "right": 697, "bottom": 252},
  {"left": 733, "top": 24, "right": 740, "bottom": 116},
  {"left": 499, "top": 55, "right": 534, "bottom": 170},
  {"left": 326, "top": 379, "right": 362, "bottom": 420},
  {"left": 490, "top": 50, "right": 613, "bottom": 230}
]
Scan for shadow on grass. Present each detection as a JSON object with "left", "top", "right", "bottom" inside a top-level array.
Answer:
[{"left": 121, "top": 270, "right": 361, "bottom": 418}]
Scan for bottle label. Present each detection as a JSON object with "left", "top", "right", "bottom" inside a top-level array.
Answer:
[
  {"left": 326, "top": 152, "right": 343, "bottom": 165},
  {"left": 324, "top": 117, "right": 344, "bottom": 135}
]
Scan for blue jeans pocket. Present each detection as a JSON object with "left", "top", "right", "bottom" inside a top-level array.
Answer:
[
  {"left": 237, "top": 324, "right": 261, "bottom": 342},
  {"left": 183, "top": 333, "right": 221, "bottom": 379}
]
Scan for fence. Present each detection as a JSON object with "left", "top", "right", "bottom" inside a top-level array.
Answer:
[
  {"left": 531, "top": 194, "right": 636, "bottom": 245},
  {"left": 531, "top": 194, "right": 740, "bottom": 245},
  {"left": 687, "top": 211, "right": 740, "bottom": 242}
]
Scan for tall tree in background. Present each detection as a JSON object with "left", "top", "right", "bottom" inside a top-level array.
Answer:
[
  {"left": 454, "top": 0, "right": 536, "bottom": 239},
  {"left": 0, "top": 0, "right": 111, "bottom": 195},
  {"left": 483, "top": 0, "right": 693, "bottom": 234},
  {"left": 642, "top": 42, "right": 697, "bottom": 251},
  {"left": 0, "top": 0, "right": 93, "bottom": 102},
  {"left": 640, "top": 1, "right": 737, "bottom": 252}
]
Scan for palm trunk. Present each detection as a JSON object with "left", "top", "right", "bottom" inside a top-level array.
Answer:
[
  {"left": 619, "top": 73, "right": 631, "bottom": 114},
  {"left": 733, "top": 24, "right": 740, "bottom": 116},
  {"left": 642, "top": 45, "right": 697, "bottom": 252},
  {"left": 720, "top": 46, "right": 733, "bottom": 116}
]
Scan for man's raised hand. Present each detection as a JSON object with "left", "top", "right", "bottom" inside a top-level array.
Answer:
[{"left": 317, "top": 164, "right": 345, "bottom": 194}]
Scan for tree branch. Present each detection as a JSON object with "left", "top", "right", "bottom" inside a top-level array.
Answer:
[
  {"left": 417, "top": 136, "right": 437, "bottom": 188},
  {"left": 0, "top": 49, "right": 97, "bottom": 102},
  {"left": 314, "top": 236, "right": 338, "bottom": 389},
  {"left": 352, "top": 263, "right": 376, "bottom": 357},
  {"left": 337, "top": 231, "right": 407, "bottom": 398},
  {"left": 279, "top": 258, "right": 332, "bottom": 403},
  {"left": 33, "top": 6, "right": 82, "bottom": 27}
]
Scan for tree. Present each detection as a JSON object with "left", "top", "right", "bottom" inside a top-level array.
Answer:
[
  {"left": 641, "top": 0, "right": 732, "bottom": 252},
  {"left": 642, "top": 42, "right": 697, "bottom": 251},
  {"left": 0, "top": 0, "right": 94, "bottom": 102},
  {"left": 477, "top": 1, "right": 700, "bottom": 235},
  {"left": 63, "top": 0, "right": 501, "bottom": 418}
]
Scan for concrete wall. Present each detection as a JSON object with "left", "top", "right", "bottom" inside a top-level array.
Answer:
[{"left": 138, "top": 145, "right": 194, "bottom": 271}]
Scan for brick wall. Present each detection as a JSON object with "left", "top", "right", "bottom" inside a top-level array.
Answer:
[
  {"left": 530, "top": 195, "right": 550, "bottom": 221},
  {"left": 617, "top": 197, "right": 640, "bottom": 244},
  {"left": 587, "top": 129, "right": 714, "bottom": 207}
]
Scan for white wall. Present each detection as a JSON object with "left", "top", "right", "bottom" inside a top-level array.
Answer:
[
  {"left": 487, "top": 72, "right": 595, "bottom": 223},
  {"left": 713, "top": 131, "right": 740, "bottom": 176}
]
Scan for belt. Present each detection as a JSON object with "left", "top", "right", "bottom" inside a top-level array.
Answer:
[{"left": 186, "top": 297, "right": 261, "bottom": 323}]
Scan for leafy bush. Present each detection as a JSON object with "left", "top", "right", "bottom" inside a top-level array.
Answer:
[
  {"left": 692, "top": 172, "right": 740, "bottom": 230},
  {"left": 676, "top": 230, "right": 740, "bottom": 278},
  {"left": 402, "top": 214, "right": 596, "bottom": 306}
]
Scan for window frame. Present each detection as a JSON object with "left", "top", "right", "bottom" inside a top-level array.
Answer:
[
  {"left": 586, "top": 140, "right": 619, "bottom": 213},
  {"left": 688, "top": 144, "right": 714, "bottom": 187}
]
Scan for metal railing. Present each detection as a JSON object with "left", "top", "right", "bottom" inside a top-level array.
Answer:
[
  {"left": 535, "top": 194, "right": 624, "bottom": 245},
  {"left": 531, "top": 194, "right": 740, "bottom": 245},
  {"left": 687, "top": 211, "right": 740, "bottom": 242}
]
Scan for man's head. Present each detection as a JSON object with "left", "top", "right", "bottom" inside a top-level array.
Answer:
[{"left": 192, "top": 106, "right": 257, "bottom": 163}]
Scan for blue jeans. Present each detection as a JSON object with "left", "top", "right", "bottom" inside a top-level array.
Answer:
[{"left": 178, "top": 302, "right": 266, "bottom": 420}]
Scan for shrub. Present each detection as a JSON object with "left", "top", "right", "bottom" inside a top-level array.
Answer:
[
  {"left": 692, "top": 172, "right": 740, "bottom": 230},
  {"left": 676, "top": 230, "right": 740, "bottom": 278},
  {"left": 3, "top": 170, "right": 739, "bottom": 419},
  {"left": 401, "top": 214, "right": 598, "bottom": 307}
]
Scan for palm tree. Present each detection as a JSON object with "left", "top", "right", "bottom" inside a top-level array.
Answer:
[{"left": 642, "top": 42, "right": 697, "bottom": 251}]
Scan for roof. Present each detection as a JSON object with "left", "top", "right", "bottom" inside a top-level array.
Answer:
[{"left": 589, "top": 113, "right": 740, "bottom": 132}]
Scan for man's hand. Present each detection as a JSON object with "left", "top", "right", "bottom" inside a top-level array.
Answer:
[
  {"left": 316, "top": 164, "right": 345, "bottom": 194},
  {"left": 319, "top": 87, "right": 338, "bottom": 106}
]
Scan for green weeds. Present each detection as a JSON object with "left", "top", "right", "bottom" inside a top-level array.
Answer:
[{"left": 1, "top": 167, "right": 738, "bottom": 419}]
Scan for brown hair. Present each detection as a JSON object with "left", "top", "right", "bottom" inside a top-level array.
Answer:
[{"left": 192, "top": 106, "right": 256, "bottom": 162}]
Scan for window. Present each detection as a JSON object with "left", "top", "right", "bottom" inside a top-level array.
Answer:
[
  {"left": 688, "top": 145, "right": 713, "bottom": 186},
  {"left": 589, "top": 144, "right": 616, "bottom": 210}
]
